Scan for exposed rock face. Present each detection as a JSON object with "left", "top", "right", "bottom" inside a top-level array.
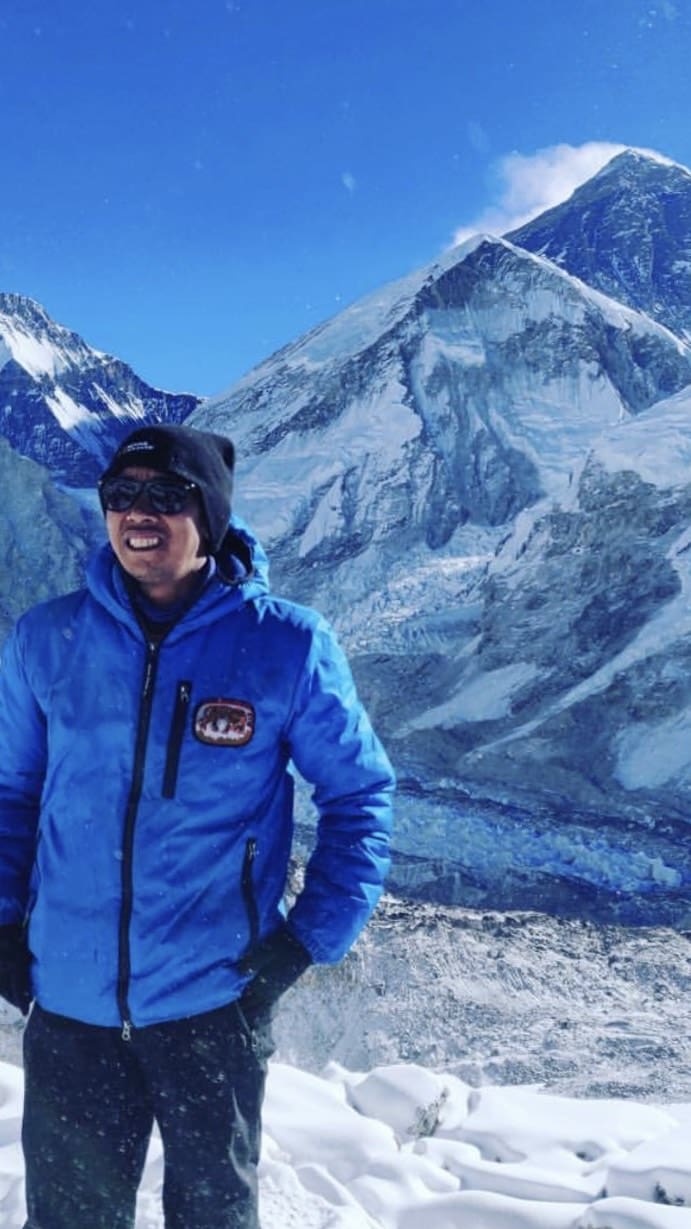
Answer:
[
  {"left": 273, "top": 893, "right": 691, "bottom": 1100},
  {"left": 0, "top": 436, "right": 103, "bottom": 641},
  {"left": 0, "top": 293, "right": 201, "bottom": 483}
]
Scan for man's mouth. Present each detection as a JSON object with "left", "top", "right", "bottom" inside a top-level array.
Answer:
[{"left": 125, "top": 533, "right": 164, "bottom": 551}]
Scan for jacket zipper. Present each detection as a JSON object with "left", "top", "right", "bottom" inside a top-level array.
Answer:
[
  {"left": 118, "top": 640, "right": 160, "bottom": 1039},
  {"left": 162, "top": 680, "right": 192, "bottom": 798},
  {"left": 241, "top": 837, "right": 260, "bottom": 952}
]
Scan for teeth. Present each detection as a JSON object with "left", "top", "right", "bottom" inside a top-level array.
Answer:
[{"left": 127, "top": 535, "right": 161, "bottom": 549}]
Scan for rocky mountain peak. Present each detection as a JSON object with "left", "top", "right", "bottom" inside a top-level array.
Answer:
[
  {"left": 0, "top": 292, "right": 53, "bottom": 328},
  {"left": 508, "top": 147, "right": 691, "bottom": 337},
  {"left": 589, "top": 146, "right": 691, "bottom": 187}
]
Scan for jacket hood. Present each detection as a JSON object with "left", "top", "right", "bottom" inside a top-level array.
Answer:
[{"left": 215, "top": 514, "right": 270, "bottom": 588}]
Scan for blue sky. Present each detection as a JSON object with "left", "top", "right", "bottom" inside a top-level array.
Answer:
[{"left": 1, "top": 0, "right": 690, "bottom": 396}]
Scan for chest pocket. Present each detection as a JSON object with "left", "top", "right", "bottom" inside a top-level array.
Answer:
[{"left": 161, "top": 682, "right": 261, "bottom": 800}]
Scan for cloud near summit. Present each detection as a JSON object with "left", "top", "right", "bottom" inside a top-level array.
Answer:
[{"left": 452, "top": 141, "right": 627, "bottom": 244}]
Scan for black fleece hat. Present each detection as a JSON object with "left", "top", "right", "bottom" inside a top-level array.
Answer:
[{"left": 100, "top": 425, "right": 236, "bottom": 552}]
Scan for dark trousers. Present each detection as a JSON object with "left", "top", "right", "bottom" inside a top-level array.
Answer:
[{"left": 22, "top": 1001, "right": 273, "bottom": 1229}]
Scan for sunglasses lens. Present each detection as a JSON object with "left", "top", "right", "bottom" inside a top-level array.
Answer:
[
  {"left": 101, "top": 478, "right": 140, "bottom": 512},
  {"left": 100, "top": 477, "right": 194, "bottom": 514},
  {"left": 147, "top": 481, "right": 192, "bottom": 515}
]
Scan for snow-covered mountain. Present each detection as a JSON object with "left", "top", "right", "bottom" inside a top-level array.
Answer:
[
  {"left": 4, "top": 149, "right": 691, "bottom": 923},
  {"left": 191, "top": 231, "right": 691, "bottom": 569},
  {"left": 0, "top": 294, "right": 201, "bottom": 483},
  {"left": 189, "top": 149, "right": 691, "bottom": 922}
]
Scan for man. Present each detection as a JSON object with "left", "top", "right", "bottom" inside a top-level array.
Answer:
[{"left": 0, "top": 424, "right": 395, "bottom": 1229}]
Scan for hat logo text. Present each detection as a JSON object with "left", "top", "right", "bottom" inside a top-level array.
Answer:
[{"left": 122, "top": 440, "right": 156, "bottom": 453}]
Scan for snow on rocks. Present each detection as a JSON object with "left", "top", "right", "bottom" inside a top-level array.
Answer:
[
  {"left": 456, "top": 1083, "right": 677, "bottom": 1160},
  {"left": 604, "top": 1125, "right": 691, "bottom": 1207},
  {"left": 574, "top": 1196, "right": 691, "bottom": 1227},
  {"left": 336, "top": 1061, "right": 471, "bottom": 1141}
]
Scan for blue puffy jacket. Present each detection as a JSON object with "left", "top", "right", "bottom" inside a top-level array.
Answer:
[{"left": 0, "top": 520, "right": 394, "bottom": 1028}]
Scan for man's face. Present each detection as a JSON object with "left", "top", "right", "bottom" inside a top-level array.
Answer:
[{"left": 105, "top": 465, "right": 209, "bottom": 606}]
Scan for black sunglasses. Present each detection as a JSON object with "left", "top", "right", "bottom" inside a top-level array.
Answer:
[{"left": 99, "top": 476, "right": 198, "bottom": 516}]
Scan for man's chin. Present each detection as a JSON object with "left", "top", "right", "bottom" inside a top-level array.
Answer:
[{"left": 119, "top": 556, "right": 167, "bottom": 585}]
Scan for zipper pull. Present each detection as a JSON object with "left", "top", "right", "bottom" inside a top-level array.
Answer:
[
  {"left": 121, "top": 1019, "right": 132, "bottom": 1042},
  {"left": 142, "top": 643, "right": 159, "bottom": 696}
]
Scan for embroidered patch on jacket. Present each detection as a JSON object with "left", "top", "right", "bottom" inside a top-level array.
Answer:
[{"left": 194, "top": 699, "right": 255, "bottom": 747}]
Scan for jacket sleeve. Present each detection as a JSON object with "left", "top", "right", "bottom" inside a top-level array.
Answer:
[
  {"left": 283, "top": 616, "right": 395, "bottom": 964},
  {"left": 0, "top": 622, "right": 46, "bottom": 924}
]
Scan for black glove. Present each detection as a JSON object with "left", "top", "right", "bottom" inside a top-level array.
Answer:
[
  {"left": 238, "top": 927, "right": 312, "bottom": 1017},
  {"left": 0, "top": 924, "right": 32, "bottom": 1015}
]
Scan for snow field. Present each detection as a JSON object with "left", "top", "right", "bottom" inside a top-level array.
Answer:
[{"left": 0, "top": 1058, "right": 688, "bottom": 1227}]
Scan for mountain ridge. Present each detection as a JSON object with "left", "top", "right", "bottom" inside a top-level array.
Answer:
[{"left": 0, "top": 292, "right": 202, "bottom": 484}]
